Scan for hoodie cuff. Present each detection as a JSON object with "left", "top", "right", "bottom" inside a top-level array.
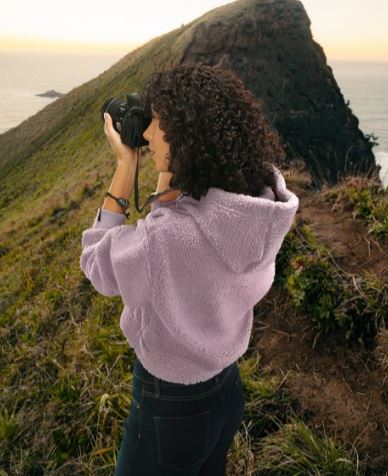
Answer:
[{"left": 93, "top": 208, "right": 126, "bottom": 228}]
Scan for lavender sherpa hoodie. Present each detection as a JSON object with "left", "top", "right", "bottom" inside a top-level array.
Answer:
[{"left": 80, "top": 165, "right": 299, "bottom": 384}]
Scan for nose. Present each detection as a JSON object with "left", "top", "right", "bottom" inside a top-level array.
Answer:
[{"left": 143, "top": 123, "right": 151, "bottom": 142}]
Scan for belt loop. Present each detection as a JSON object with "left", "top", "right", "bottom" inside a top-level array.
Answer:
[
  {"left": 215, "top": 375, "right": 220, "bottom": 384},
  {"left": 154, "top": 376, "right": 160, "bottom": 397}
]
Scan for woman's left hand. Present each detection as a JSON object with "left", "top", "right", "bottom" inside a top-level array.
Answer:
[{"left": 104, "top": 112, "right": 138, "bottom": 163}]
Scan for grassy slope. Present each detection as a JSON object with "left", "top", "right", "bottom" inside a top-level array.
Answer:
[{"left": 0, "top": 20, "right": 200, "bottom": 476}]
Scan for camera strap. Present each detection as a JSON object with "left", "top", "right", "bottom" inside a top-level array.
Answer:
[{"left": 132, "top": 147, "right": 182, "bottom": 214}]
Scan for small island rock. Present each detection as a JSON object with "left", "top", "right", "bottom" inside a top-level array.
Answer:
[{"left": 35, "top": 89, "right": 64, "bottom": 98}]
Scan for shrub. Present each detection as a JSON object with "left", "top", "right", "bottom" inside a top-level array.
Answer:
[
  {"left": 238, "top": 356, "right": 294, "bottom": 440},
  {"left": 286, "top": 254, "right": 387, "bottom": 346},
  {"left": 323, "top": 177, "right": 388, "bottom": 242},
  {"left": 287, "top": 255, "right": 342, "bottom": 334},
  {"left": 274, "top": 223, "right": 326, "bottom": 289},
  {"left": 255, "top": 418, "right": 359, "bottom": 475}
]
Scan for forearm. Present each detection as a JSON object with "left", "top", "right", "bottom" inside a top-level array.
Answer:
[{"left": 102, "top": 160, "right": 138, "bottom": 214}]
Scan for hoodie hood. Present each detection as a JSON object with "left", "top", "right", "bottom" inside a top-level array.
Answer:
[{"left": 177, "top": 165, "right": 299, "bottom": 273}]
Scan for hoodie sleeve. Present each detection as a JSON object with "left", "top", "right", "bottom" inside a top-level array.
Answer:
[{"left": 80, "top": 208, "right": 150, "bottom": 305}]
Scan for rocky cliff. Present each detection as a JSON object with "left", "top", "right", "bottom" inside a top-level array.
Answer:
[{"left": 178, "top": 0, "right": 379, "bottom": 187}]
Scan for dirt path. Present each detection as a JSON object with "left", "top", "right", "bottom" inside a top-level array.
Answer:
[
  {"left": 248, "top": 171, "right": 388, "bottom": 473},
  {"left": 293, "top": 176, "right": 387, "bottom": 281}
]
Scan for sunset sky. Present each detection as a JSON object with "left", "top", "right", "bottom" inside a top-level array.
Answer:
[{"left": 0, "top": 0, "right": 387, "bottom": 61}]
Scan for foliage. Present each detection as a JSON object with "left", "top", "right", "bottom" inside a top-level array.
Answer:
[
  {"left": 237, "top": 355, "right": 294, "bottom": 440},
  {"left": 286, "top": 254, "right": 387, "bottom": 345},
  {"left": 255, "top": 418, "right": 359, "bottom": 475},
  {"left": 323, "top": 176, "right": 388, "bottom": 242}
]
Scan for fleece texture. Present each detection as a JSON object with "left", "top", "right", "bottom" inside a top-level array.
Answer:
[{"left": 80, "top": 165, "right": 299, "bottom": 384}]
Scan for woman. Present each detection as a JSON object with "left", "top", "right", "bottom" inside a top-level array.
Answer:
[{"left": 80, "top": 63, "right": 299, "bottom": 475}]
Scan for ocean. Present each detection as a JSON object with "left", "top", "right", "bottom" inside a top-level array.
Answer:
[
  {"left": 330, "top": 60, "right": 388, "bottom": 187},
  {"left": 0, "top": 50, "right": 387, "bottom": 186},
  {"left": 0, "top": 49, "right": 126, "bottom": 133}
]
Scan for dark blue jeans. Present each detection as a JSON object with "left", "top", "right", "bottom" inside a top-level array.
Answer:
[{"left": 114, "top": 357, "right": 245, "bottom": 475}]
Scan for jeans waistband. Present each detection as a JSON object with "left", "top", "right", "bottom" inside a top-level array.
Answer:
[{"left": 133, "top": 358, "right": 237, "bottom": 392}]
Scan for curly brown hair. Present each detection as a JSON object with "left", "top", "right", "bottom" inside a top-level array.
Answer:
[{"left": 140, "top": 63, "right": 285, "bottom": 201}]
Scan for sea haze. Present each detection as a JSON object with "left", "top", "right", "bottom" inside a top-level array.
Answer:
[
  {"left": 0, "top": 49, "right": 127, "bottom": 134},
  {"left": 0, "top": 51, "right": 387, "bottom": 186}
]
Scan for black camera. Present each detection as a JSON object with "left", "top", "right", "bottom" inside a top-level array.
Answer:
[{"left": 100, "top": 93, "right": 151, "bottom": 149}]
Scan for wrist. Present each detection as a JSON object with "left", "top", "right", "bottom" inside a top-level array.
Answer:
[{"left": 117, "top": 151, "right": 138, "bottom": 166}]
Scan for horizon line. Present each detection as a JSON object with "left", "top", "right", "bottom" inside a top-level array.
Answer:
[{"left": 1, "top": 36, "right": 388, "bottom": 63}]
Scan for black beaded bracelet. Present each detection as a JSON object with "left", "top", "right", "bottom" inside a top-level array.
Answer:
[{"left": 97, "top": 191, "right": 130, "bottom": 222}]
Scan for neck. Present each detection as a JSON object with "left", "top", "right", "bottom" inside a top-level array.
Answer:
[{"left": 158, "top": 189, "right": 182, "bottom": 202}]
